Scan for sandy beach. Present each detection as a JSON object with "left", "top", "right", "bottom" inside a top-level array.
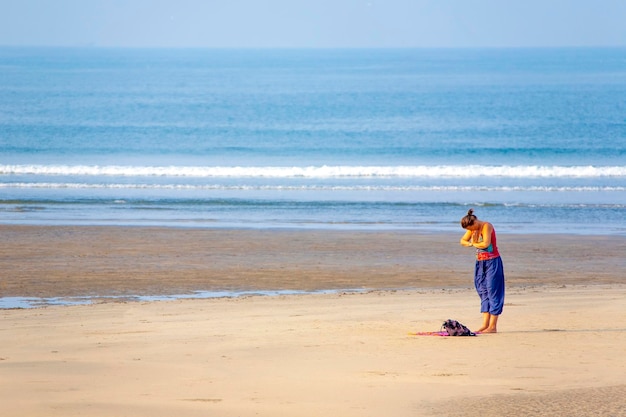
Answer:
[{"left": 1, "top": 226, "right": 625, "bottom": 416}]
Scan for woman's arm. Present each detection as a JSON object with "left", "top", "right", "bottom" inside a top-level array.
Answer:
[
  {"left": 472, "top": 222, "right": 493, "bottom": 249},
  {"left": 460, "top": 230, "right": 473, "bottom": 247}
]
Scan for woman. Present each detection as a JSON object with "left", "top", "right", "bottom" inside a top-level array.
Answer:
[{"left": 460, "top": 209, "right": 505, "bottom": 333}]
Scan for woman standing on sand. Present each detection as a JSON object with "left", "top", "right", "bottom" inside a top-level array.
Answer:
[{"left": 460, "top": 209, "right": 505, "bottom": 333}]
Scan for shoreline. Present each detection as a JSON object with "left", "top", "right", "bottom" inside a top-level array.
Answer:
[{"left": 3, "top": 283, "right": 619, "bottom": 310}]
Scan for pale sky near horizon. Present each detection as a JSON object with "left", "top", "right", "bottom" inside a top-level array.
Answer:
[{"left": 1, "top": 0, "right": 625, "bottom": 48}]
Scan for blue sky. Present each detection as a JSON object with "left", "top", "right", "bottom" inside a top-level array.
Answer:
[{"left": 1, "top": 0, "right": 625, "bottom": 48}]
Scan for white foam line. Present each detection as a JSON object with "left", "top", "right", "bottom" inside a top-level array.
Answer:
[{"left": 0, "top": 182, "right": 624, "bottom": 192}]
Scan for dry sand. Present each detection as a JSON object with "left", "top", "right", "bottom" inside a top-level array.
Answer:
[{"left": 1, "top": 226, "right": 625, "bottom": 416}]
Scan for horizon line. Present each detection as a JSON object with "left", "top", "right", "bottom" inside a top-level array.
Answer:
[{"left": 1, "top": 44, "right": 625, "bottom": 50}]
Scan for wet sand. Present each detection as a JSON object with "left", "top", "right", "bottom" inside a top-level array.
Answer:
[{"left": 2, "top": 226, "right": 625, "bottom": 298}]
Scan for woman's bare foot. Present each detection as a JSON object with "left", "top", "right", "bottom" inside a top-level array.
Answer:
[
  {"left": 476, "top": 313, "right": 499, "bottom": 333},
  {"left": 481, "top": 327, "right": 497, "bottom": 333}
]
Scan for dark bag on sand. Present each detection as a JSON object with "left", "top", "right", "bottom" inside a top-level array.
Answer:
[{"left": 441, "top": 319, "right": 476, "bottom": 336}]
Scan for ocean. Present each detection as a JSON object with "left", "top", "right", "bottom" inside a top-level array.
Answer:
[{"left": 1, "top": 47, "right": 625, "bottom": 235}]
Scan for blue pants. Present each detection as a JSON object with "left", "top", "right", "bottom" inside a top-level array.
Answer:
[{"left": 474, "top": 257, "right": 505, "bottom": 315}]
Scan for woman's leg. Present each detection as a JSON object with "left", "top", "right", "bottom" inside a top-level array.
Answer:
[
  {"left": 477, "top": 312, "right": 491, "bottom": 332},
  {"left": 483, "top": 314, "right": 499, "bottom": 333},
  {"left": 474, "top": 261, "right": 492, "bottom": 332},
  {"left": 477, "top": 312, "right": 499, "bottom": 333},
  {"left": 485, "top": 257, "right": 505, "bottom": 316}
]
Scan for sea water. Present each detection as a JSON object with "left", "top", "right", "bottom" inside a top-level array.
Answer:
[{"left": 1, "top": 47, "right": 625, "bottom": 234}]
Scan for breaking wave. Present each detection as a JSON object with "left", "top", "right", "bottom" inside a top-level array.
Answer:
[
  {"left": 2, "top": 164, "right": 625, "bottom": 178},
  {"left": 0, "top": 182, "right": 624, "bottom": 192}
]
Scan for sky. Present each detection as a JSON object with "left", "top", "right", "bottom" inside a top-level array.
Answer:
[{"left": 1, "top": 0, "right": 625, "bottom": 48}]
